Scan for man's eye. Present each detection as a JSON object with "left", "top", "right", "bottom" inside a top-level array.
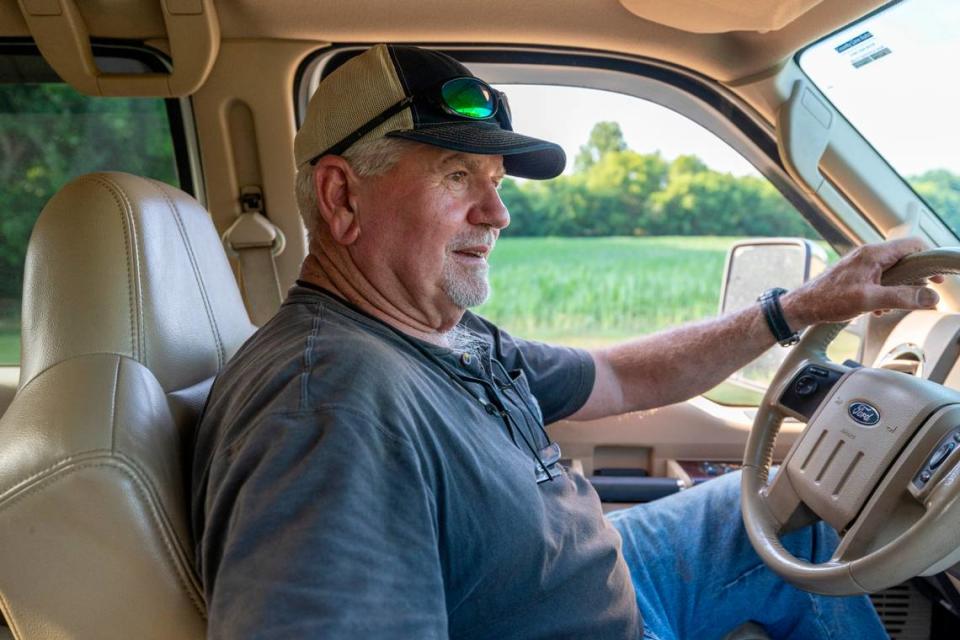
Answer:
[{"left": 448, "top": 171, "right": 468, "bottom": 182}]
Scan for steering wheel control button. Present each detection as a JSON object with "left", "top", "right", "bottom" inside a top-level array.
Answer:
[
  {"left": 929, "top": 441, "right": 956, "bottom": 470},
  {"left": 921, "top": 470, "right": 932, "bottom": 483},
  {"left": 794, "top": 375, "right": 819, "bottom": 397},
  {"left": 848, "top": 401, "right": 880, "bottom": 426},
  {"left": 779, "top": 365, "right": 844, "bottom": 420}
]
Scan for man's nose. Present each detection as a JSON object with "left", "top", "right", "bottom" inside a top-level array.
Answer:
[{"left": 469, "top": 182, "right": 510, "bottom": 230}]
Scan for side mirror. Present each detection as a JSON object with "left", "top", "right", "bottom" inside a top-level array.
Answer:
[
  {"left": 720, "top": 238, "right": 827, "bottom": 317},
  {"left": 718, "top": 238, "right": 829, "bottom": 398}
]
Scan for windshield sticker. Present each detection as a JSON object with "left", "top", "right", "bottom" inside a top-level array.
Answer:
[{"left": 835, "top": 31, "right": 893, "bottom": 69}]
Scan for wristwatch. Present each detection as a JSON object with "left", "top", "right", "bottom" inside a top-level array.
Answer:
[{"left": 757, "top": 287, "right": 800, "bottom": 347}]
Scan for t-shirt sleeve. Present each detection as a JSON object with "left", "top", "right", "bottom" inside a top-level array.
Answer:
[
  {"left": 200, "top": 408, "right": 446, "bottom": 639},
  {"left": 462, "top": 313, "right": 596, "bottom": 424}
]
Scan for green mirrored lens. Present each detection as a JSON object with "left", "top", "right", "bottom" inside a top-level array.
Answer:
[{"left": 441, "top": 78, "right": 495, "bottom": 119}]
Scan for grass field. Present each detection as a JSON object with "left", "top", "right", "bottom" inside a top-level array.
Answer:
[
  {"left": 0, "top": 299, "right": 18, "bottom": 366},
  {"left": 476, "top": 236, "right": 735, "bottom": 344}
]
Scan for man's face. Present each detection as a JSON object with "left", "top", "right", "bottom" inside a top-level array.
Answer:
[{"left": 349, "top": 143, "right": 510, "bottom": 322}]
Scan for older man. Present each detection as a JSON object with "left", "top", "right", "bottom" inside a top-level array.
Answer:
[{"left": 191, "top": 45, "right": 935, "bottom": 639}]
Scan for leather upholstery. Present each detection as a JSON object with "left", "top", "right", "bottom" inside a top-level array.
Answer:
[{"left": 0, "top": 173, "right": 256, "bottom": 638}]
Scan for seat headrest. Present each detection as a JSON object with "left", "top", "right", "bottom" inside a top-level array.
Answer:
[{"left": 20, "top": 172, "right": 256, "bottom": 391}]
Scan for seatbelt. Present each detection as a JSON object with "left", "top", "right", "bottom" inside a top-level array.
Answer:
[{"left": 222, "top": 186, "right": 286, "bottom": 326}]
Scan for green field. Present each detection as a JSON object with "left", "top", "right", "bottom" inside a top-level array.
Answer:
[
  {"left": 0, "top": 299, "right": 18, "bottom": 366},
  {"left": 476, "top": 236, "right": 735, "bottom": 344}
]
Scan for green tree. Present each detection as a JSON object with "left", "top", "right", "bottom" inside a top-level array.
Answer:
[
  {"left": 0, "top": 84, "right": 178, "bottom": 302},
  {"left": 910, "top": 169, "right": 960, "bottom": 231},
  {"left": 574, "top": 121, "right": 627, "bottom": 172}
]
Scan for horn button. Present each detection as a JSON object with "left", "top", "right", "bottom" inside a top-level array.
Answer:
[{"left": 772, "top": 366, "right": 957, "bottom": 531}]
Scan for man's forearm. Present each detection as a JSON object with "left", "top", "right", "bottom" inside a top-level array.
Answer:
[{"left": 592, "top": 299, "right": 789, "bottom": 415}]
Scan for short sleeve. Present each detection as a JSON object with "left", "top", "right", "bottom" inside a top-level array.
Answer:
[
  {"left": 200, "top": 408, "right": 447, "bottom": 639},
  {"left": 461, "top": 313, "right": 596, "bottom": 424}
]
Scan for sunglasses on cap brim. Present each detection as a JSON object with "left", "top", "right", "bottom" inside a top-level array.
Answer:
[{"left": 308, "top": 76, "right": 512, "bottom": 164}]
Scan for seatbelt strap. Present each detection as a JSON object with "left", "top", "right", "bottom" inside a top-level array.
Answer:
[{"left": 222, "top": 186, "right": 286, "bottom": 326}]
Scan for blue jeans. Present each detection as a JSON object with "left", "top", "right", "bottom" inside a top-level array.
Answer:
[{"left": 606, "top": 471, "right": 887, "bottom": 640}]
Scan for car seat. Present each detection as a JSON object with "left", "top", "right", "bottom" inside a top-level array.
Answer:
[{"left": 0, "top": 173, "right": 255, "bottom": 638}]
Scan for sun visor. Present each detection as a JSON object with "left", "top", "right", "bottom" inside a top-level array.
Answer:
[
  {"left": 17, "top": 0, "right": 219, "bottom": 96},
  {"left": 618, "top": 0, "right": 825, "bottom": 33}
]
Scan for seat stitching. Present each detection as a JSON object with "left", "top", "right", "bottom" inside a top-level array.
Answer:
[
  {"left": 0, "top": 450, "right": 113, "bottom": 503},
  {"left": 110, "top": 178, "right": 147, "bottom": 361},
  {"left": 91, "top": 174, "right": 145, "bottom": 361},
  {"left": 16, "top": 352, "right": 131, "bottom": 396},
  {"left": 76, "top": 176, "right": 139, "bottom": 359},
  {"left": 0, "top": 591, "right": 24, "bottom": 640},
  {"left": 147, "top": 180, "right": 225, "bottom": 370},
  {"left": 112, "top": 450, "right": 206, "bottom": 606},
  {"left": 109, "top": 357, "right": 121, "bottom": 453},
  {"left": 0, "top": 457, "right": 206, "bottom": 618}
]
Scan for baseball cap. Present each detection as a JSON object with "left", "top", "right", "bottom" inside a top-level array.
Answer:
[{"left": 294, "top": 44, "right": 566, "bottom": 180}]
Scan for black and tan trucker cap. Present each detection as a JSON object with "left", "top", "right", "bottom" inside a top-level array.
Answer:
[{"left": 294, "top": 44, "right": 566, "bottom": 180}]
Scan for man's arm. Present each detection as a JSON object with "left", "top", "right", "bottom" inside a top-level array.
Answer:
[{"left": 569, "top": 238, "right": 941, "bottom": 421}]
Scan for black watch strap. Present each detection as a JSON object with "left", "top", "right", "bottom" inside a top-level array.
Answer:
[{"left": 758, "top": 287, "right": 799, "bottom": 347}]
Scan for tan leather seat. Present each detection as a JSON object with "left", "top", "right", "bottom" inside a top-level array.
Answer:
[{"left": 0, "top": 173, "right": 256, "bottom": 639}]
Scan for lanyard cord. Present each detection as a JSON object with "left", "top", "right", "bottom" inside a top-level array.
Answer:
[
  {"left": 293, "top": 281, "right": 556, "bottom": 481},
  {"left": 394, "top": 337, "right": 556, "bottom": 483}
]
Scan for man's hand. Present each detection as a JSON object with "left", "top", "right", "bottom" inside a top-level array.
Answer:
[{"left": 781, "top": 238, "right": 941, "bottom": 331}]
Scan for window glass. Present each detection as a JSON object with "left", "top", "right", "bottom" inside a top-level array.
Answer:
[
  {"left": 473, "top": 85, "right": 851, "bottom": 405},
  {"left": 0, "top": 82, "right": 179, "bottom": 365},
  {"left": 799, "top": 0, "right": 960, "bottom": 234}
]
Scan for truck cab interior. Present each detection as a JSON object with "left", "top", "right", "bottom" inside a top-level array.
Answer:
[{"left": 1, "top": 0, "right": 959, "bottom": 637}]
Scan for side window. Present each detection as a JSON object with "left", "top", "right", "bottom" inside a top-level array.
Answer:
[
  {"left": 475, "top": 85, "right": 854, "bottom": 405},
  {"left": 0, "top": 77, "right": 180, "bottom": 366}
]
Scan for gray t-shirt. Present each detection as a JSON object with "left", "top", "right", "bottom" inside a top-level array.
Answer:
[{"left": 191, "top": 284, "right": 640, "bottom": 639}]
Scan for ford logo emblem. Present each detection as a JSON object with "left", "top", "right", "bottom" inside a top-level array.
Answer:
[{"left": 848, "top": 402, "right": 880, "bottom": 426}]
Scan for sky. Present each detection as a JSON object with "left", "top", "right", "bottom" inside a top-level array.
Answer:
[
  {"left": 500, "top": 84, "right": 759, "bottom": 177},
  {"left": 493, "top": 0, "right": 959, "bottom": 181}
]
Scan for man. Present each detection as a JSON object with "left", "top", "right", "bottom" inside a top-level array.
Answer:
[{"left": 191, "top": 44, "right": 938, "bottom": 639}]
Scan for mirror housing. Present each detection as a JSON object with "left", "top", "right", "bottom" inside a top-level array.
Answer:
[
  {"left": 719, "top": 238, "right": 827, "bottom": 316},
  {"left": 718, "top": 238, "right": 828, "bottom": 395}
]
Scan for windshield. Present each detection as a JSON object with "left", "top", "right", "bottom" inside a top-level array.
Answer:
[{"left": 798, "top": 0, "right": 960, "bottom": 234}]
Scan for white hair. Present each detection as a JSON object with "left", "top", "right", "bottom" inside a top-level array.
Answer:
[
  {"left": 444, "top": 324, "right": 489, "bottom": 358},
  {"left": 295, "top": 136, "right": 418, "bottom": 235}
]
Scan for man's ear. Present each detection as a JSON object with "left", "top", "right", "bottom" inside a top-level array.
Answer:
[{"left": 312, "top": 156, "right": 362, "bottom": 245}]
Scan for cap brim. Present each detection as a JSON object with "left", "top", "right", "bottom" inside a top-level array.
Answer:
[{"left": 387, "top": 122, "right": 566, "bottom": 180}]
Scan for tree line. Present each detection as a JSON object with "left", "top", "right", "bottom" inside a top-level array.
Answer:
[{"left": 499, "top": 121, "right": 960, "bottom": 240}]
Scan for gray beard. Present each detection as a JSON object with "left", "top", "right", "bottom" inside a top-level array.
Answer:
[{"left": 440, "top": 258, "right": 490, "bottom": 308}]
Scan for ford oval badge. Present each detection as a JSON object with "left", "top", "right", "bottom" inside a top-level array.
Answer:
[{"left": 848, "top": 402, "right": 880, "bottom": 426}]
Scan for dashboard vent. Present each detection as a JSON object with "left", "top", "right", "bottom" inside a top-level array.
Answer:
[
  {"left": 869, "top": 582, "right": 931, "bottom": 639},
  {"left": 878, "top": 343, "right": 924, "bottom": 377}
]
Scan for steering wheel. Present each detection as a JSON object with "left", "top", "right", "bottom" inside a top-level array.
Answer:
[{"left": 742, "top": 248, "right": 960, "bottom": 595}]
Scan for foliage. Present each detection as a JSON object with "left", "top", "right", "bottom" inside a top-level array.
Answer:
[
  {"left": 573, "top": 120, "right": 627, "bottom": 172},
  {"left": 502, "top": 122, "right": 960, "bottom": 242},
  {"left": 0, "top": 84, "right": 178, "bottom": 301},
  {"left": 910, "top": 169, "right": 960, "bottom": 231}
]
